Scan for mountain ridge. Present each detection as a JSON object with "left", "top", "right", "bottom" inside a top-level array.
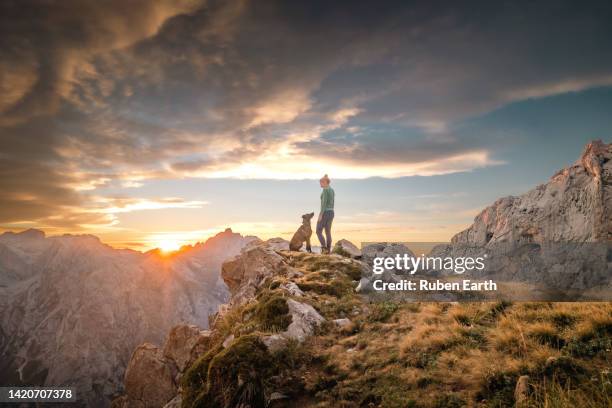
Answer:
[
  {"left": 0, "top": 228, "right": 255, "bottom": 407},
  {"left": 451, "top": 140, "right": 610, "bottom": 245}
]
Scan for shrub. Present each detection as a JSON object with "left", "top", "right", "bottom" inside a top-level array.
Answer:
[
  {"left": 433, "top": 394, "right": 466, "bottom": 408},
  {"left": 527, "top": 322, "right": 565, "bottom": 348},
  {"left": 550, "top": 311, "right": 578, "bottom": 330},
  {"left": 477, "top": 370, "right": 519, "bottom": 407},
  {"left": 453, "top": 312, "right": 472, "bottom": 327},
  {"left": 368, "top": 302, "right": 399, "bottom": 323},
  {"left": 297, "top": 280, "right": 348, "bottom": 297},
  {"left": 202, "top": 335, "right": 271, "bottom": 408},
  {"left": 181, "top": 345, "right": 223, "bottom": 406},
  {"left": 254, "top": 295, "right": 292, "bottom": 330},
  {"left": 539, "top": 356, "right": 589, "bottom": 386},
  {"left": 565, "top": 315, "right": 612, "bottom": 357}
]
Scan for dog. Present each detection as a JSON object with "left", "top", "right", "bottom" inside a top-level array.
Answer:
[{"left": 289, "top": 212, "right": 314, "bottom": 252}]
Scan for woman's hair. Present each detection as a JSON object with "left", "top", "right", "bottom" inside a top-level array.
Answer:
[{"left": 320, "top": 174, "right": 330, "bottom": 184}]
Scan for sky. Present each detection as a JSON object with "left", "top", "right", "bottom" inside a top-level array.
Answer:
[{"left": 1, "top": 0, "right": 611, "bottom": 250}]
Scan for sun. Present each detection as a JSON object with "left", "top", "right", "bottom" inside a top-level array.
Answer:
[{"left": 156, "top": 239, "right": 182, "bottom": 254}]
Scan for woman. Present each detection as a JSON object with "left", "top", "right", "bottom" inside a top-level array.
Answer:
[{"left": 317, "top": 174, "right": 335, "bottom": 254}]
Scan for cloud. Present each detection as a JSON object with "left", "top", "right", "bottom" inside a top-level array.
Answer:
[
  {"left": 0, "top": 0, "right": 202, "bottom": 124},
  {"left": 205, "top": 148, "right": 502, "bottom": 179},
  {"left": 247, "top": 88, "right": 312, "bottom": 128},
  {"left": 1, "top": 0, "right": 612, "bottom": 230},
  {"left": 91, "top": 197, "right": 207, "bottom": 214},
  {"left": 501, "top": 75, "right": 612, "bottom": 102}
]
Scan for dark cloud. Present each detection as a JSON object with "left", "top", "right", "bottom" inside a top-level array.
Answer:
[{"left": 1, "top": 0, "right": 611, "bottom": 228}]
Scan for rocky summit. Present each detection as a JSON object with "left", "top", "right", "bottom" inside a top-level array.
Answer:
[
  {"left": 115, "top": 239, "right": 612, "bottom": 408},
  {"left": 452, "top": 140, "right": 611, "bottom": 245},
  {"left": 113, "top": 239, "right": 368, "bottom": 408},
  {"left": 0, "top": 228, "right": 255, "bottom": 407},
  {"left": 424, "top": 140, "right": 612, "bottom": 297}
]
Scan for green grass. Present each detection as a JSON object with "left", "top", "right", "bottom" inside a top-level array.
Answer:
[{"left": 253, "top": 294, "right": 292, "bottom": 330}]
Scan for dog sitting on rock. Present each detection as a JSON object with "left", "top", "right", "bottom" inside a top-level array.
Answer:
[{"left": 289, "top": 212, "right": 314, "bottom": 252}]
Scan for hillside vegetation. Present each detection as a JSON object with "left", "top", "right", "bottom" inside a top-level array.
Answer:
[{"left": 180, "top": 251, "right": 611, "bottom": 408}]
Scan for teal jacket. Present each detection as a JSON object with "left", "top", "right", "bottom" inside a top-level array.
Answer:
[{"left": 320, "top": 187, "right": 335, "bottom": 213}]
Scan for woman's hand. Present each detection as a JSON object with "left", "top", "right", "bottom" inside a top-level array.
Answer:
[{"left": 317, "top": 213, "right": 323, "bottom": 223}]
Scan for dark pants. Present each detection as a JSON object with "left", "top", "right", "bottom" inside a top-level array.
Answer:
[{"left": 316, "top": 210, "right": 334, "bottom": 251}]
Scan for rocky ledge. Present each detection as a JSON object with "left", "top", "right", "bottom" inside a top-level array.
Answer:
[{"left": 113, "top": 239, "right": 368, "bottom": 408}]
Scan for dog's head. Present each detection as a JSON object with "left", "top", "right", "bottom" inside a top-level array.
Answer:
[{"left": 302, "top": 212, "right": 315, "bottom": 223}]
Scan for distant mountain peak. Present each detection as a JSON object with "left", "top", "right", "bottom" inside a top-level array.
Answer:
[
  {"left": 0, "top": 227, "right": 257, "bottom": 406},
  {"left": 6, "top": 228, "right": 46, "bottom": 239},
  {"left": 576, "top": 139, "right": 611, "bottom": 179}
]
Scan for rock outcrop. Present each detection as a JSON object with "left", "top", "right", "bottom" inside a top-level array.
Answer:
[
  {"left": 452, "top": 140, "right": 610, "bottom": 245},
  {"left": 427, "top": 141, "right": 611, "bottom": 297},
  {"left": 284, "top": 299, "right": 325, "bottom": 342},
  {"left": 333, "top": 239, "right": 362, "bottom": 258},
  {"left": 219, "top": 242, "right": 326, "bottom": 341},
  {"left": 221, "top": 241, "right": 289, "bottom": 305},
  {"left": 116, "top": 241, "right": 368, "bottom": 407},
  {"left": 162, "top": 325, "right": 213, "bottom": 373},
  {"left": 265, "top": 237, "right": 291, "bottom": 251},
  {"left": 113, "top": 344, "right": 177, "bottom": 408},
  {"left": 357, "top": 242, "right": 415, "bottom": 293}
]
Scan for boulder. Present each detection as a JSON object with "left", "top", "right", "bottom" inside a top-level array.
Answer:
[
  {"left": 221, "top": 244, "right": 286, "bottom": 304},
  {"left": 261, "top": 334, "right": 289, "bottom": 353},
  {"left": 123, "top": 343, "right": 177, "bottom": 408},
  {"left": 514, "top": 375, "right": 530, "bottom": 407},
  {"left": 265, "top": 237, "right": 291, "bottom": 251},
  {"left": 361, "top": 242, "right": 415, "bottom": 274},
  {"left": 333, "top": 239, "right": 361, "bottom": 258},
  {"left": 162, "top": 324, "right": 213, "bottom": 372},
  {"left": 283, "top": 299, "right": 325, "bottom": 342},
  {"left": 333, "top": 318, "right": 352, "bottom": 328},
  {"left": 280, "top": 281, "right": 304, "bottom": 297},
  {"left": 355, "top": 277, "right": 373, "bottom": 293}
]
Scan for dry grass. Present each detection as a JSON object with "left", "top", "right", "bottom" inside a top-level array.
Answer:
[
  {"left": 305, "top": 299, "right": 611, "bottom": 407},
  {"left": 183, "top": 250, "right": 612, "bottom": 408}
]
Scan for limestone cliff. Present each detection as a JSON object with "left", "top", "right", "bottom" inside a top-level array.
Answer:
[
  {"left": 452, "top": 140, "right": 610, "bottom": 245},
  {"left": 426, "top": 141, "right": 612, "bottom": 296}
]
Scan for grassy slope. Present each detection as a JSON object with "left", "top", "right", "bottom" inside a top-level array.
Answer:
[{"left": 182, "top": 252, "right": 612, "bottom": 408}]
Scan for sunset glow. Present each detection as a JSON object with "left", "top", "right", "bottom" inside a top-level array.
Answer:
[
  {"left": 1, "top": 0, "right": 611, "bottom": 250},
  {"left": 156, "top": 239, "right": 183, "bottom": 254}
]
